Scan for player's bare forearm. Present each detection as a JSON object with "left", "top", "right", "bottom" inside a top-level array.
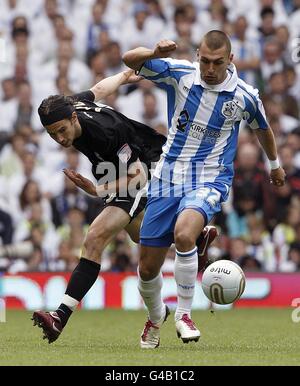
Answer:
[
  {"left": 254, "top": 127, "right": 286, "bottom": 186},
  {"left": 122, "top": 47, "right": 158, "bottom": 71},
  {"left": 254, "top": 127, "right": 278, "bottom": 161},
  {"left": 96, "top": 160, "right": 147, "bottom": 197},
  {"left": 90, "top": 70, "right": 141, "bottom": 102},
  {"left": 96, "top": 174, "right": 146, "bottom": 198},
  {"left": 122, "top": 40, "right": 177, "bottom": 71}
]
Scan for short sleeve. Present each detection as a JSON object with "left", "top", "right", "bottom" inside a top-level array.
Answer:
[
  {"left": 244, "top": 90, "right": 269, "bottom": 130},
  {"left": 138, "top": 58, "right": 195, "bottom": 86},
  {"left": 73, "top": 90, "right": 95, "bottom": 102}
]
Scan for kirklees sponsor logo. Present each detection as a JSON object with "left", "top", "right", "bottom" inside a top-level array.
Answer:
[{"left": 188, "top": 124, "right": 221, "bottom": 144}]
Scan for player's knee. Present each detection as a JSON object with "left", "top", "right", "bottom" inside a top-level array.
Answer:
[
  {"left": 174, "top": 229, "right": 195, "bottom": 251},
  {"left": 139, "top": 258, "right": 157, "bottom": 281}
]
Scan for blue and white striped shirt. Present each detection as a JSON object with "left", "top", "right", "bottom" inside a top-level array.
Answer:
[{"left": 139, "top": 59, "right": 268, "bottom": 189}]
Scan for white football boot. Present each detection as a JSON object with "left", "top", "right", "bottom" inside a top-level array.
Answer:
[
  {"left": 140, "top": 305, "right": 170, "bottom": 349},
  {"left": 176, "top": 314, "right": 201, "bottom": 343}
]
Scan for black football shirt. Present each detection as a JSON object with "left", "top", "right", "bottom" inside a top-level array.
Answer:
[{"left": 72, "top": 91, "right": 166, "bottom": 182}]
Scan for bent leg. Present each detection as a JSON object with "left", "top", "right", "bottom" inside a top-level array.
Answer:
[
  {"left": 83, "top": 206, "right": 131, "bottom": 262},
  {"left": 56, "top": 207, "right": 131, "bottom": 328}
]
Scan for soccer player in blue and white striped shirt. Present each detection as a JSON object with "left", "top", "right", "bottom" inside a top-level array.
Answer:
[{"left": 123, "top": 30, "right": 286, "bottom": 348}]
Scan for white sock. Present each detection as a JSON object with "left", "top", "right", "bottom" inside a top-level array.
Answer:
[
  {"left": 174, "top": 246, "right": 198, "bottom": 321},
  {"left": 61, "top": 294, "right": 79, "bottom": 311},
  {"left": 138, "top": 270, "right": 165, "bottom": 324}
]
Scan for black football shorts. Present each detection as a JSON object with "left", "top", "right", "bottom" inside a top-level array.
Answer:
[{"left": 104, "top": 187, "right": 147, "bottom": 221}]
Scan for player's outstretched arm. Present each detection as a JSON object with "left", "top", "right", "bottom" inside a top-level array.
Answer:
[
  {"left": 90, "top": 70, "right": 142, "bottom": 102},
  {"left": 254, "top": 127, "right": 286, "bottom": 186},
  {"left": 122, "top": 40, "right": 178, "bottom": 71}
]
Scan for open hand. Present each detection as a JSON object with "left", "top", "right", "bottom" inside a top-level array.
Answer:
[
  {"left": 63, "top": 169, "right": 97, "bottom": 196},
  {"left": 122, "top": 69, "right": 143, "bottom": 84}
]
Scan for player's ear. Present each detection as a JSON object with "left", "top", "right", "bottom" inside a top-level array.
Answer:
[
  {"left": 71, "top": 111, "right": 77, "bottom": 123},
  {"left": 229, "top": 53, "right": 233, "bottom": 63}
]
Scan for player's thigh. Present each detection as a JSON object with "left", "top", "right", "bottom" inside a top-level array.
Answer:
[
  {"left": 174, "top": 208, "right": 206, "bottom": 243},
  {"left": 125, "top": 210, "right": 144, "bottom": 243},
  {"left": 177, "top": 185, "right": 225, "bottom": 230},
  {"left": 86, "top": 205, "right": 131, "bottom": 247}
]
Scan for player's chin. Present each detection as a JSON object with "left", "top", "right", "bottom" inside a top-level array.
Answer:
[
  {"left": 204, "top": 77, "right": 218, "bottom": 84},
  {"left": 62, "top": 142, "right": 72, "bottom": 148}
]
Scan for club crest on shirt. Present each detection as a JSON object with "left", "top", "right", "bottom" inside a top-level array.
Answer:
[
  {"left": 221, "top": 101, "right": 238, "bottom": 118},
  {"left": 117, "top": 143, "right": 132, "bottom": 163}
]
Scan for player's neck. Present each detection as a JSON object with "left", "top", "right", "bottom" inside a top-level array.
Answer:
[
  {"left": 74, "top": 121, "right": 82, "bottom": 138},
  {"left": 218, "top": 71, "right": 229, "bottom": 84}
]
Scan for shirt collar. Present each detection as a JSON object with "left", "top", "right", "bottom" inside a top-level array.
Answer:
[{"left": 194, "top": 62, "right": 238, "bottom": 92}]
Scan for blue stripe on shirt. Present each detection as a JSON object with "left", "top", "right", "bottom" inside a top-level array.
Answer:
[
  {"left": 194, "top": 90, "right": 236, "bottom": 163},
  {"left": 167, "top": 84, "right": 204, "bottom": 160}
]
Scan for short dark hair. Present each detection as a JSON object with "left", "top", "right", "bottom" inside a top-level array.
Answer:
[{"left": 200, "top": 30, "right": 231, "bottom": 55}]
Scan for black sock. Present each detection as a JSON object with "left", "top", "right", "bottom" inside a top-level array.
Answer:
[
  {"left": 56, "top": 304, "right": 73, "bottom": 328},
  {"left": 56, "top": 258, "right": 101, "bottom": 327}
]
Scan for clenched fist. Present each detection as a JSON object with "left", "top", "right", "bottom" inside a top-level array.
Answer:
[
  {"left": 270, "top": 166, "right": 286, "bottom": 187},
  {"left": 154, "top": 40, "right": 178, "bottom": 58}
]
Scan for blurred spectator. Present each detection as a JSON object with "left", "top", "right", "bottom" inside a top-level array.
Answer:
[
  {"left": 89, "top": 49, "right": 107, "bottom": 79},
  {"left": 118, "top": 79, "right": 167, "bottom": 122},
  {"left": 228, "top": 142, "right": 274, "bottom": 237},
  {"left": 285, "top": 128, "right": 300, "bottom": 168},
  {"left": 231, "top": 15, "right": 260, "bottom": 87},
  {"left": 258, "top": 6, "right": 276, "bottom": 42},
  {"left": 263, "top": 95, "right": 298, "bottom": 136},
  {"left": 57, "top": 206, "right": 88, "bottom": 255},
  {"left": 108, "top": 230, "right": 137, "bottom": 272},
  {"left": 0, "top": 208, "right": 13, "bottom": 246},
  {"left": 86, "top": 1, "right": 109, "bottom": 61},
  {"left": 267, "top": 72, "right": 299, "bottom": 118},
  {"left": 0, "top": 134, "right": 25, "bottom": 178},
  {"left": 104, "top": 41, "right": 124, "bottom": 76},
  {"left": 55, "top": 239, "right": 79, "bottom": 271},
  {"left": 42, "top": 39, "right": 92, "bottom": 93},
  {"left": 228, "top": 238, "right": 258, "bottom": 270},
  {"left": 260, "top": 39, "right": 284, "bottom": 82},
  {"left": 120, "top": 2, "right": 164, "bottom": 53},
  {"left": 51, "top": 173, "right": 102, "bottom": 228},
  {"left": 273, "top": 200, "right": 300, "bottom": 269},
  {"left": 14, "top": 80, "right": 34, "bottom": 129},
  {"left": 246, "top": 215, "right": 276, "bottom": 271}
]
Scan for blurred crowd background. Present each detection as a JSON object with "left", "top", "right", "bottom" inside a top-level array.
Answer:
[{"left": 0, "top": 0, "right": 300, "bottom": 274}]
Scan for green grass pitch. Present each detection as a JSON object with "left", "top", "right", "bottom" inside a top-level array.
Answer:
[{"left": 0, "top": 309, "right": 299, "bottom": 366}]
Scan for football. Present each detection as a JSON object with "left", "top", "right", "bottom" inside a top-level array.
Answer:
[{"left": 201, "top": 260, "right": 246, "bottom": 304}]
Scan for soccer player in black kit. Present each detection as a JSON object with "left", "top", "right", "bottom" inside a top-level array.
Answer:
[{"left": 32, "top": 70, "right": 217, "bottom": 344}]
